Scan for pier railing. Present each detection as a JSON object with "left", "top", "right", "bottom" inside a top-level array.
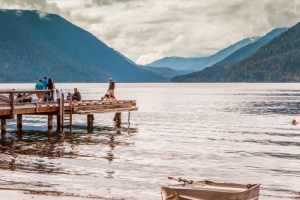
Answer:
[{"left": 0, "top": 90, "right": 52, "bottom": 119}]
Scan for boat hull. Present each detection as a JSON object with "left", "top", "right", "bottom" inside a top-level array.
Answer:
[{"left": 162, "top": 181, "right": 260, "bottom": 200}]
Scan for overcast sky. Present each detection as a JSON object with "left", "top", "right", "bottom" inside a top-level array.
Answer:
[{"left": 1, "top": 0, "right": 300, "bottom": 65}]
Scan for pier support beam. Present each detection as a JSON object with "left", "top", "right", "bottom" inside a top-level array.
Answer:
[
  {"left": 17, "top": 114, "right": 22, "bottom": 131},
  {"left": 1, "top": 119, "right": 6, "bottom": 134},
  {"left": 48, "top": 115, "right": 53, "bottom": 130},
  {"left": 57, "top": 98, "right": 62, "bottom": 132},
  {"left": 128, "top": 111, "right": 130, "bottom": 124},
  {"left": 114, "top": 112, "right": 122, "bottom": 127},
  {"left": 87, "top": 114, "right": 94, "bottom": 132},
  {"left": 56, "top": 115, "right": 61, "bottom": 131}
]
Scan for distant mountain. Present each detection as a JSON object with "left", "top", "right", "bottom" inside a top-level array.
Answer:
[
  {"left": 213, "top": 28, "right": 287, "bottom": 67},
  {"left": 0, "top": 10, "right": 167, "bottom": 83},
  {"left": 143, "top": 66, "right": 193, "bottom": 80},
  {"left": 146, "top": 57, "right": 207, "bottom": 71},
  {"left": 147, "top": 37, "right": 259, "bottom": 71},
  {"left": 171, "top": 23, "right": 300, "bottom": 82},
  {"left": 197, "top": 37, "right": 260, "bottom": 70}
]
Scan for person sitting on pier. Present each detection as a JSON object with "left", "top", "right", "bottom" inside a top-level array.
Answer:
[
  {"left": 108, "top": 78, "right": 116, "bottom": 101},
  {"left": 16, "top": 93, "right": 24, "bottom": 103},
  {"left": 101, "top": 93, "right": 109, "bottom": 101},
  {"left": 35, "top": 79, "right": 44, "bottom": 102},
  {"left": 67, "top": 92, "right": 75, "bottom": 101},
  {"left": 23, "top": 95, "right": 32, "bottom": 103},
  {"left": 73, "top": 88, "right": 81, "bottom": 101}
]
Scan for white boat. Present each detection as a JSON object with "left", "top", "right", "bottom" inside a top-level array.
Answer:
[{"left": 161, "top": 177, "right": 260, "bottom": 200}]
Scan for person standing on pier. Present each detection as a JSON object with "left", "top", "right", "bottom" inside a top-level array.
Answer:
[
  {"left": 35, "top": 79, "right": 44, "bottom": 102},
  {"left": 42, "top": 77, "right": 48, "bottom": 102},
  {"left": 48, "top": 78, "right": 55, "bottom": 101},
  {"left": 108, "top": 78, "right": 116, "bottom": 101}
]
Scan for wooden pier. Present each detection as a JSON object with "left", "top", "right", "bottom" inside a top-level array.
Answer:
[{"left": 0, "top": 90, "right": 138, "bottom": 134}]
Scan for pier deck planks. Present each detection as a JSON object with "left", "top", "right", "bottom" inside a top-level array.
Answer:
[{"left": 0, "top": 100, "right": 137, "bottom": 117}]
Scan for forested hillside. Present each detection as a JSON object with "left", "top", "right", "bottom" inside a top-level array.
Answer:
[
  {"left": 213, "top": 28, "right": 287, "bottom": 67},
  {"left": 0, "top": 10, "right": 167, "bottom": 83},
  {"left": 171, "top": 23, "right": 300, "bottom": 82}
]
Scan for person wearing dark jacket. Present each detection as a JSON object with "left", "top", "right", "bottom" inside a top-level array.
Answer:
[
  {"left": 48, "top": 78, "right": 55, "bottom": 101},
  {"left": 107, "top": 78, "right": 116, "bottom": 101},
  {"left": 73, "top": 88, "right": 81, "bottom": 101}
]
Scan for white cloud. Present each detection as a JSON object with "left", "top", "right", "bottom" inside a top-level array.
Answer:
[
  {"left": 0, "top": 0, "right": 300, "bottom": 64},
  {"left": 36, "top": 10, "right": 49, "bottom": 19}
]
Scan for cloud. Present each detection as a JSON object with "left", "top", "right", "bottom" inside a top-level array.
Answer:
[
  {"left": 36, "top": 10, "right": 49, "bottom": 19},
  {"left": 93, "top": 0, "right": 135, "bottom": 6},
  {"left": 1, "top": 0, "right": 300, "bottom": 65},
  {"left": 0, "top": 0, "right": 71, "bottom": 19}
]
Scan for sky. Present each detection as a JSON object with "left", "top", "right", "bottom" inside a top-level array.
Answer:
[{"left": 1, "top": 0, "right": 300, "bottom": 65}]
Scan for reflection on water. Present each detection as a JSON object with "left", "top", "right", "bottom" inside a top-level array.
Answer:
[
  {"left": 0, "top": 83, "right": 300, "bottom": 200},
  {"left": 0, "top": 125, "right": 137, "bottom": 176}
]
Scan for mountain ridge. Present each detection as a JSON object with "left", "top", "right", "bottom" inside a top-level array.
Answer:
[
  {"left": 213, "top": 28, "right": 287, "bottom": 67},
  {"left": 147, "top": 37, "right": 260, "bottom": 71},
  {"left": 171, "top": 23, "right": 300, "bottom": 82},
  {"left": 0, "top": 9, "right": 167, "bottom": 83}
]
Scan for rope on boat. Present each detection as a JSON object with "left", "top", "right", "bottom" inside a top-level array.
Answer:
[
  {"left": 168, "top": 177, "right": 254, "bottom": 189},
  {"left": 168, "top": 177, "right": 193, "bottom": 184},
  {"left": 168, "top": 177, "right": 206, "bottom": 187}
]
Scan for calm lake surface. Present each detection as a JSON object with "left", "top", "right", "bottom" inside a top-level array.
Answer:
[{"left": 0, "top": 83, "right": 300, "bottom": 200}]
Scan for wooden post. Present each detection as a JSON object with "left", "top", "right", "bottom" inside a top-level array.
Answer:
[
  {"left": 17, "top": 114, "right": 22, "bottom": 130},
  {"left": 128, "top": 111, "right": 130, "bottom": 124},
  {"left": 1, "top": 119, "right": 6, "bottom": 134},
  {"left": 57, "top": 98, "right": 61, "bottom": 131},
  {"left": 48, "top": 115, "right": 53, "bottom": 130},
  {"left": 61, "top": 93, "right": 64, "bottom": 128},
  {"left": 10, "top": 92, "right": 15, "bottom": 119},
  {"left": 114, "top": 112, "right": 122, "bottom": 127},
  {"left": 87, "top": 114, "right": 94, "bottom": 132},
  {"left": 69, "top": 93, "right": 73, "bottom": 131},
  {"left": 56, "top": 115, "right": 61, "bottom": 131},
  {"left": 57, "top": 99, "right": 63, "bottom": 131},
  {"left": 87, "top": 114, "right": 94, "bottom": 126}
]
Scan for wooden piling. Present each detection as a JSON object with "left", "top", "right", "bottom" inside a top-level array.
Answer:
[
  {"left": 1, "top": 119, "right": 6, "bottom": 134},
  {"left": 87, "top": 114, "right": 94, "bottom": 127},
  {"left": 48, "top": 115, "right": 53, "bottom": 130},
  {"left": 17, "top": 114, "right": 22, "bottom": 130},
  {"left": 57, "top": 98, "right": 61, "bottom": 131},
  {"left": 87, "top": 114, "right": 94, "bottom": 132},
  {"left": 10, "top": 92, "right": 15, "bottom": 119},
  {"left": 56, "top": 115, "right": 61, "bottom": 131},
  {"left": 61, "top": 93, "right": 64, "bottom": 128},
  {"left": 69, "top": 93, "right": 73, "bottom": 131},
  {"left": 114, "top": 112, "right": 122, "bottom": 126},
  {"left": 128, "top": 111, "right": 130, "bottom": 124}
]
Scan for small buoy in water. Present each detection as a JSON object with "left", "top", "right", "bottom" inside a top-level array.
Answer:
[{"left": 292, "top": 119, "right": 297, "bottom": 125}]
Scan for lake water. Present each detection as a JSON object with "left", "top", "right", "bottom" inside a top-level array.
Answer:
[{"left": 0, "top": 83, "right": 300, "bottom": 200}]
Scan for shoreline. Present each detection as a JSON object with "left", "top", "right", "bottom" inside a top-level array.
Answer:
[{"left": 0, "top": 189, "right": 108, "bottom": 200}]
